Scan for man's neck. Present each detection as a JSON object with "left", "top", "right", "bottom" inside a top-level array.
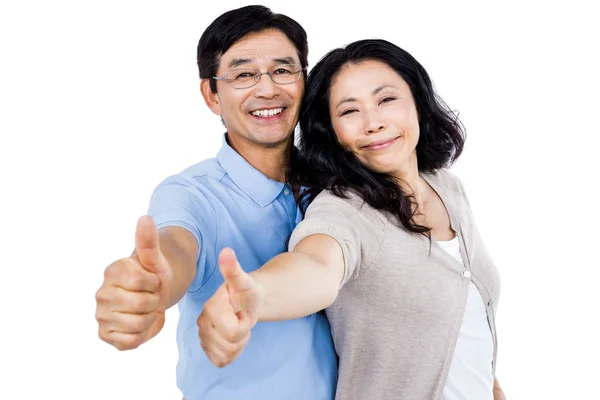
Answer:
[{"left": 226, "top": 133, "right": 292, "bottom": 183}]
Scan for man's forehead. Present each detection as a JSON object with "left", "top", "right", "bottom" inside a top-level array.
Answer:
[{"left": 218, "top": 30, "right": 300, "bottom": 70}]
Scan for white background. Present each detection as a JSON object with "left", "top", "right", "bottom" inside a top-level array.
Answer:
[{"left": 1, "top": 0, "right": 599, "bottom": 399}]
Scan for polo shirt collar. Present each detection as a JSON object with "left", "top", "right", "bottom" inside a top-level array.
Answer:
[{"left": 216, "top": 134, "right": 286, "bottom": 207}]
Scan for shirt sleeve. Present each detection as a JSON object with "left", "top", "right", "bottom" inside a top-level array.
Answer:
[
  {"left": 147, "top": 175, "right": 217, "bottom": 292},
  {"left": 288, "top": 192, "right": 383, "bottom": 288}
]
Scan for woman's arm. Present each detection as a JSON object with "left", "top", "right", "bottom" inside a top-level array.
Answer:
[
  {"left": 250, "top": 233, "right": 345, "bottom": 321},
  {"left": 493, "top": 377, "right": 507, "bottom": 400},
  {"left": 196, "top": 235, "right": 345, "bottom": 368}
]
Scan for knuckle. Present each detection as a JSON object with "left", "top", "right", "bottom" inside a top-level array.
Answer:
[
  {"left": 204, "top": 350, "right": 221, "bottom": 367},
  {"left": 95, "top": 287, "right": 114, "bottom": 307},
  {"left": 105, "top": 258, "right": 127, "bottom": 278},
  {"left": 120, "top": 335, "right": 142, "bottom": 350},
  {"left": 200, "top": 341, "right": 210, "bottom": 354},
  {"left": 128, "top": 315, "right": 148, "bottom": 333},
  {"left": 129, "top": 294, "right": 149, "bottom": 313},
  {"left": 98, "top": 328, "right": 110, "bottom": 343},
  {"left": 216, "top": 356, "right": 229, "bottom": 368},
  {"left": 124, "top": 271, "right": 143, "bottom": 290},
  {"left": 197, "top": 311, "right": 214, "bottom": 329},
  {"left": 212, "top": 357, "right": 224, "bottom": 368},
  {"left": 94, "top": 287, "right": 106, "bottom": 303},
  {"left": 225, "top": 325, "right": 245, "bottom": 343},
  {"left": 197, "top": 311, "right": 206, "bottom": 326},
  {"left": 228, "top": 340, "right": 244, "bottom": 356},
  {"left": 114, "top": 341, "right": 132, "bottom": 351},
  {"left": 226, "top": 332, "right": 237, "bottom": 343},
  {"left": 103, "top": 265, "right": 113, "bottom": 280},
  {"left": 224, "top": 346, "right": 236, "bottom": 359},
  {"left": 94, "top": 307, "right": 105, "bottom": 323}
]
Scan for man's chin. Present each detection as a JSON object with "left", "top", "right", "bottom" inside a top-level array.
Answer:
[{"left": 253, "top": 134, "right": 293, "bottom": 149}]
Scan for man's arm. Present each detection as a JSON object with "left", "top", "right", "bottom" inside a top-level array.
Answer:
[{"left": 132, "top": 225, "right": 199, "bottom": 309}]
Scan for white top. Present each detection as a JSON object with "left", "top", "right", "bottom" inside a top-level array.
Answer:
[{"left": 438, "top": 236, "right": 494, "bottom": 400}]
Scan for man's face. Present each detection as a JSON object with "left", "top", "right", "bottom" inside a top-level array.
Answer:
[{"left": 204, "top": 29, "right": 305, "bottom": 149}]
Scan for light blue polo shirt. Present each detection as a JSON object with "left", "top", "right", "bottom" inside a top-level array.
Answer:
[{"left": 147, "top": 135, "right": 338, "bottom": 400}]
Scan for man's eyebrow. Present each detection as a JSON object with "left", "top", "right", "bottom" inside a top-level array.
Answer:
[
  {"left": 273, "top": 57, "right": 298, "bottom": 65},
  {"left": 228, "top": 56, "right": 300, "bottom": 70},
  {"left": 228, "top": 58, "right": 253, "bottom": 69}
]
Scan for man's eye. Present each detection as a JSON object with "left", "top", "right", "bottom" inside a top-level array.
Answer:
[
  {"left": 235, "top": 72, "right": 255, "bottom": 80},
  {"left": 273, "top": 68, "right": 293, "bottom": 75}
]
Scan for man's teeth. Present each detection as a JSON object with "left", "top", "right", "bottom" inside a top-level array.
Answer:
[{"left": 251, "top": 108, "right": 284, "bottom": 117}]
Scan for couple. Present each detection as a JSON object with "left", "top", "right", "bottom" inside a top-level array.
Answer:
[{"left": 95, "top": 5, "right": 505, "bottom": 400}]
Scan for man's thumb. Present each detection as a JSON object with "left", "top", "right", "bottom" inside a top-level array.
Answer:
[
  {"left": 135, "top": 215, "right": 165, "bottom": 274},
  {"left": 135, "top": 215, "right": 172, "bottom": 309}
]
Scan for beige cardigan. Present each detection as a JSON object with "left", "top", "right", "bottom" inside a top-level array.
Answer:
[{"left": 289, "top": 169, "right": 501, "bottom": 400}]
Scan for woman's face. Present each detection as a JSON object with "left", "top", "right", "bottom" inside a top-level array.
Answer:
[{"left": 328, "top": 60, "right": 420, "bottom": 176}]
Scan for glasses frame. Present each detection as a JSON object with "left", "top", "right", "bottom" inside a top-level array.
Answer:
[{"left": 212, "top": 66, "right": 307, "bottom": 89}]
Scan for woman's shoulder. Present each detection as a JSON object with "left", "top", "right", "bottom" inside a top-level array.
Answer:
[
  {"left": 422, "top": 168, "right": 472, "bottom": 209},
  {"left": 422, "top": 168, "right": 465, "bottom": 196},
  {"left": 308, "top": 188, "right": 389, "bottom": 227},
  {"left": 311, "top": 188, "right": 380, "bottom": 214},
  {"left": 312, "top": 188, "right": 364, "bottom": 208}
]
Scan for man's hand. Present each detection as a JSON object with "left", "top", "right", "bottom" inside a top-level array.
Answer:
[
  {"left": 95, "top": 216, "right": 173, "bottom": 350},
  {"left": 197, "top": 248, "right": 263, "bottom": 368}
]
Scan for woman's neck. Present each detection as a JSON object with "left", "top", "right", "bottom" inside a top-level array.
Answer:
[{"left": 392, "top": 153, "right": 426, "bottom": 212}]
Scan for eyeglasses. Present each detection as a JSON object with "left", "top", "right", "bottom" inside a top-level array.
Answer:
[{"left": 212, "top": 65, "right": 306, "bottom": 89}]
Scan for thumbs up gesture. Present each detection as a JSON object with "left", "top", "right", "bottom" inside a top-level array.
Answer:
[
  {"left": 197, "top": 248, "right": 264, "bottom": 368},
  {"left": 95, "top": 216, "right": 173, "bottom": 350}
]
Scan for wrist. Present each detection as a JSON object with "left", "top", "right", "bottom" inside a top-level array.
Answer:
[{"left": 251, "top": 282, "right": 266, "bottom": 324}]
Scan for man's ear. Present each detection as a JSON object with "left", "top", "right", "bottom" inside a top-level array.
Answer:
[{"left": 200, "top": 79, "right": 222, "bottom": 116}]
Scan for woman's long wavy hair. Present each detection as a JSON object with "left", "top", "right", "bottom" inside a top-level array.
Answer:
[{"left": 289, "top": 39, "right": 466, "bottom": 235}]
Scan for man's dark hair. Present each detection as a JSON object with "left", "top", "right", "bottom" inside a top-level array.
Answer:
[{"left": 197, "top": 5, "right": 308, "bottom": 93}]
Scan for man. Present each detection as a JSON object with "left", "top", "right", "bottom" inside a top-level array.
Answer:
[{"left": 95, "top": 5, "right": 338, "bottom": 400}]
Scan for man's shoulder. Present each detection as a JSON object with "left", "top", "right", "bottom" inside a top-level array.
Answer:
[
  {"left": 156, "top": 157, "right": 226, "bottom": 189},
  {"left": 177, "top": 157, "right": 227, "bottom": 184},
  {"left": 150, "top": 157, "right": 230, "bottom": 207}
]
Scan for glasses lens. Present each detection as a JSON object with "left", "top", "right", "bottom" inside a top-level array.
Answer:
[
  {"left": 271, "top": 67, "right": 301, "bottom": 85},
  {"left": 226, "top": 69, "right": 257, "bottom": 88}
]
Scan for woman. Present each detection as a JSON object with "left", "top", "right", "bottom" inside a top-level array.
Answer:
[{"left": 198, "top": 39, "right": 505, "bottom": 400}]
